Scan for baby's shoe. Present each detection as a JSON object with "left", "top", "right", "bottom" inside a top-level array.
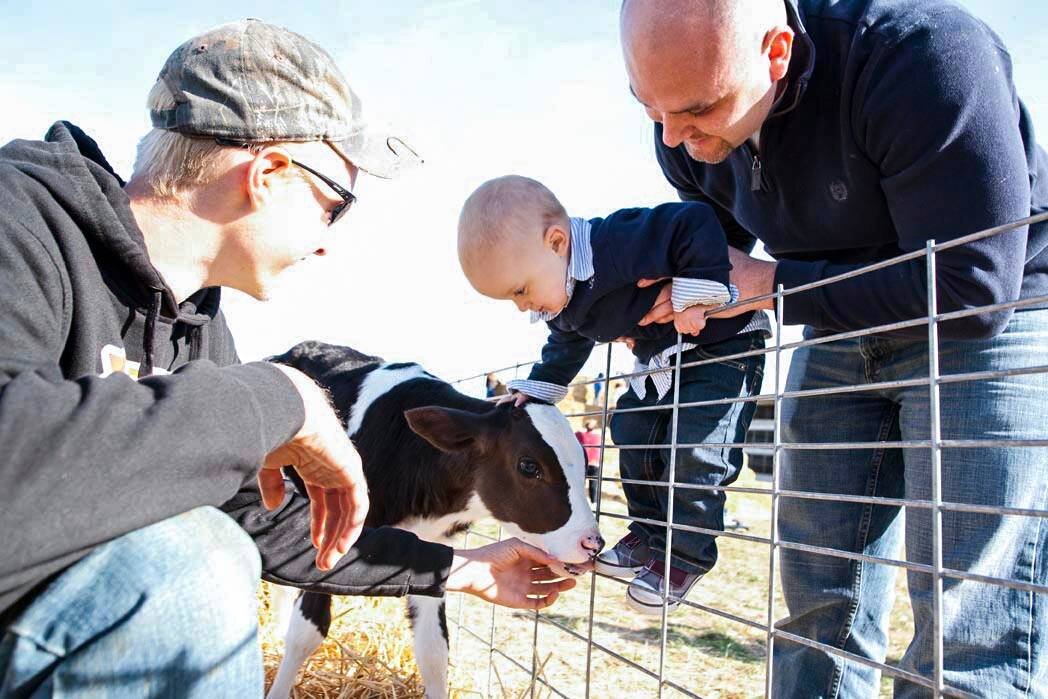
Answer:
[
  {"left": 594, "top": 532, "right": 651, "bottom": 578},
  {"left": 626, "top": 559, "right": 703, "bottom": 615}
]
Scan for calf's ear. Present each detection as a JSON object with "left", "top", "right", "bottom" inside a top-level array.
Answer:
[{"left": 404, "top": 406, "right": 488, "bottom": 453}]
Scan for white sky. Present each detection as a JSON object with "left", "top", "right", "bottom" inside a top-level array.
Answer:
[{"left": 2, "top": 1, "right": 1045, "bottom": 394}]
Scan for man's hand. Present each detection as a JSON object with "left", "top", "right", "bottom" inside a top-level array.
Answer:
[
  {"left": 447, "top": 538, "right": 577, "bottom": 610},
  {"left": 262, "top": 365, "right": 370, "bottom": 571},
  {"left": 636, "top": 277, "right": 673, "bottom": 326},
  {"left": 674, "top": 304, "right": 711, "bottom": 336},
  {"left": 497, "top": 390, "right": 529, "bottom": 407},
  {"left": 636, "top": 249, "right": 778, "bottom": 327}
]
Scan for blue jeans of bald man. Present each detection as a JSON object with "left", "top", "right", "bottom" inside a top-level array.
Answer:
[{"left": 772, "top": 310, "right": 1048, "bottom": 698}]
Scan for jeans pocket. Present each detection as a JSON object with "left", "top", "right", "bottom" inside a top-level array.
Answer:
[
  {"left": 690, "top": 333, "right": 767, "bottom": 374},
  {"left": 693, "top": 348, "right": 749, "bottom": 373}
]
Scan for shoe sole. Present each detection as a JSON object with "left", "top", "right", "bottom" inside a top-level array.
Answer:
[
  {"left": 593, "top": 559, "right": 646, "bottom": 578},
  {"left": 626, "top": 590, "right": 680, "bottom": 616}
]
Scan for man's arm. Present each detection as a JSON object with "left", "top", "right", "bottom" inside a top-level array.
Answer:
[
  {"left": 225, "top": 487, "right": 450, "bottom": 597},
  {"left": 0, "top": 221, "right": 307, "bottom": 613},
  {"left": 774, "top": 15, "right": 1031, "bottom": 339},
  {"left": 225, "top": 487, "right": 575, "bottom": 609}
]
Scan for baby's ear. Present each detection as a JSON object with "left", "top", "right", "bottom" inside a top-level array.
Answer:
[{"left": 544, "top": 224, "right": 570, "bottom": 256}]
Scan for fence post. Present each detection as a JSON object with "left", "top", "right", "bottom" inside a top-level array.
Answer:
[
  {"left": 655, "top": 335, "right": 687, "bottom": 696},
  {"left": 764, "top": 283, "right": 785, "bottom": 697},
  {"left": 926, "top": 240, "right": 944, "bottom": 697},
  {"left": 584, "top": 343, "right": 615, "bottom": 699},
  {"left": 486, "top": 525, "right": 502, "bottom": 698}
]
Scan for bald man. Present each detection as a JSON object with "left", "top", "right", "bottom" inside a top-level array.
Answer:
[{"left": 622, "top": 0, "right": 1048, "bottom": 697}]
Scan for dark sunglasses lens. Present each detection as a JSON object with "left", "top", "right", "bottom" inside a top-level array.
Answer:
[{"left": 330, "top": 199, "right": 353, "bottom": 225}]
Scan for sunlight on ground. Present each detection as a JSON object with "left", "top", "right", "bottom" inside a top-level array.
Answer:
[{"left": 260, "top": 465, "right": 916, "bottom": 698}]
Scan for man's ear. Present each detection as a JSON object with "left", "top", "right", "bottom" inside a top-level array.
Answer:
[
  {"left": 544, "top": 224, "right": 570, "bottom": 257},
  {"left": 764, "top": 25, "right": 794, "bottom": 83},
  {"left": 245, "top": 146, "right": 294, "bottom": 211},
  {"left": 404, "top": 406, "right": 489, "bottom": 453}
]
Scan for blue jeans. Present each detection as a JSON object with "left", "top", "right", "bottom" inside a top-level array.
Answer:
[
  {"left": 0, "top": 507, "right": 263, "bottom": 698},
  {"left": 774, "top": 309, "right": 1048, "bottom": 698},
  {"left": 610, "top": 331, "right": 766, "bottom": 575}
]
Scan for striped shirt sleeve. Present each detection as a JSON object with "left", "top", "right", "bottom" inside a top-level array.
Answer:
[
  {"left": 505, "top": 379, "right": 569, "bottom": 404},
  {"left": 670, "top": 278, "right": 737, "bottom": 312}
]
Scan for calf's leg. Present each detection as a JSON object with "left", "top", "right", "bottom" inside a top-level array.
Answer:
[
  {"left": 267, "top": 591, "right": 331, "bottom": 699},
  {"left": 407, "top": 594, "right": 450, "bottom": 699}
]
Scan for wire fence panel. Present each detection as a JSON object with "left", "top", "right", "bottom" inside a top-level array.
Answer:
[{"left": 446, "top": 213, "right": 1048, "bottom": 698}]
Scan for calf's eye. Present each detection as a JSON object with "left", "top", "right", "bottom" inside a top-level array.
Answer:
[{"left": 517, "top": 459, "right": 541, "bottom": 479}]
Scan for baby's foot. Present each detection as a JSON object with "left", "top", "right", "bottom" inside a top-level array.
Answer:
[
  {"left": 594, "top": 532, "right": 651, "bottom": 578},
  {"left": 626, "top": 559, "right": 703, "bottom": 615}
]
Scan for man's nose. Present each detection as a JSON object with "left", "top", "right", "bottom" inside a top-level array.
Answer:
[
  {"left": 661, "top": 114, "right": 691, "bottom": 148},
  {"left": 514, "top": 298, "right": 528, "bottom": 312}
]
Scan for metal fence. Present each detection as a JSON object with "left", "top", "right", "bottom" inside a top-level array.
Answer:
[{"left": 445, "top": 212, "right": 1048, "bottom": 699}]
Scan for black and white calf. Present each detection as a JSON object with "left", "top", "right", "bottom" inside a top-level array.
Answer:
[{"left": 265, "top": 341, "right": 602, "bottom": 699}]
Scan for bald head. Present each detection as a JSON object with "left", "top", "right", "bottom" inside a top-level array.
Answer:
[
  {"left": 621, "top": 0, "right": 783, "bottom": 58},
  {"left": 622, "top": 0, "right": 750, "bottom": 58},
  {"left": 621, "top": 0, "right": 793, "bottom": 163}
]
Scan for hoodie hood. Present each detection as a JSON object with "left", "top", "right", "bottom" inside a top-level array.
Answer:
[
  {"left": 0, "top": 121, "right": 222, "bottom": 374},
  {"left": 3, "top": 122, "right": 171, "bottom": 311}
]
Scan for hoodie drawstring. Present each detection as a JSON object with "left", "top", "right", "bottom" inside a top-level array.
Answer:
[
  {"left": 188, "top": 325, "right": 203, "bottom": 362},
  {"left": 140, "top": 289, "right": 162, "bottom": 378}
]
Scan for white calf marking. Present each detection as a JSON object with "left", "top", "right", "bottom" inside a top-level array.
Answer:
[
  {"left": 347, "top": 363, "right": 431, "bottom": 437},
  {"left": 521, "top": 403, "right": 600, "bottom": 562},
  {"left": 393, "top": 494, "right": 492, "bottom": 544},
  {"left": 409, "top": 595, "right": 450, "bottom": 699},
  {"left": 269, "top": 584, "right": 297, "bottom": 639},
  {"left": 266, "top": 594, "right": 326, "bottom": 699}
]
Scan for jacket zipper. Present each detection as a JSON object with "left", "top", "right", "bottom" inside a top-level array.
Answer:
[{"left": 750, "top": 153, "right": 763, "bottom": 192}]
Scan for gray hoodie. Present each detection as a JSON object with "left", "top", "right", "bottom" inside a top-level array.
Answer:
[{"left": 0, "top": 122, "right": 451, "bottom": 628}]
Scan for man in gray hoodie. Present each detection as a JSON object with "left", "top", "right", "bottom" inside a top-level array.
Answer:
[{"left": 0, "top": 20, "right": 573, "bottom": 697}]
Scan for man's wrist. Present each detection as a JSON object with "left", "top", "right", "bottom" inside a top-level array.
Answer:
[
  {"left": 760, "top": 261, "right": 778, "bottom": 309},
  {"left": 446, "top": 551, "right": 476, "bottom": 594},
  {"left": 273, "top": 365, "right": 333, "bottom": 431}
]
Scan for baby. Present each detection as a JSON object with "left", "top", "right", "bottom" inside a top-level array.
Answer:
[{"left": 458, "top": 175, "right": 769, "bottom": 614}]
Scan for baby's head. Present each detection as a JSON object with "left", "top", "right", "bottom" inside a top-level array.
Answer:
[{"left": 458, "top": 175, "right": 572, "bottom": 315}]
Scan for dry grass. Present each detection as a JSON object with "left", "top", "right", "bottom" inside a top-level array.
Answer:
[
  {"left": 258, "top": 462, "right": 916, "bottom": 698},
  {"left": 258, "top": 587, "right": 425, "bottom": 698}
]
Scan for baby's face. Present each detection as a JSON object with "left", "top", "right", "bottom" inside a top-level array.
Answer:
[{"left": 470, "top": 234, "right": 570, "bottom": 315}]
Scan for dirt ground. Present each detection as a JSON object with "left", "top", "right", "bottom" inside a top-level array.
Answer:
[{"left": 259, "top": 464, "right": 917, "bottom": 698}]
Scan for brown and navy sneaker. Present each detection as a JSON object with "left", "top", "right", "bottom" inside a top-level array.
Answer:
[
  {"left": 594, "top": 532, "right": 652, "bottom": 578},
  {"left": 626, "top": 559, "right": 703, "bottom": 615}
]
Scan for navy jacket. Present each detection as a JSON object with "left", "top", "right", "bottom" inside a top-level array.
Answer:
[
  {"left": 656, "top": 0, "right": 1048, "bottom": 339},
  {"left": 527, "top": 204, "right": 757, "bottom": 388}
]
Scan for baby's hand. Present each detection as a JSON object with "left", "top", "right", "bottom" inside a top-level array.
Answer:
[
  {"left": 673, "top": 305, "right": 710, "bottom": 336},
  {"left": 498, "top": 391, "right": 529, "bottom": 407}
]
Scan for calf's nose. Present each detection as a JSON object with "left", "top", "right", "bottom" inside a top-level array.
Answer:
[{"left": 581, "top": 533, "right": 605, "bottom": 555}]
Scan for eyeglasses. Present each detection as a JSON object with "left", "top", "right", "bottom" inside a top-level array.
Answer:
[
  {"left": 215, "top": 139, "right": 357, "bottom": 225},
  {"left": 290, "top": 159, "right": 357, "bottom": 225}
]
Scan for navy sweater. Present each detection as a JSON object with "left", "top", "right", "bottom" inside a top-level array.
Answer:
[
  {"left": 656, "top": 0, "right": 1048, "bottom": 339},
  {"left": 527, "top": 204, "right": 757, "bottom": 388}
]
